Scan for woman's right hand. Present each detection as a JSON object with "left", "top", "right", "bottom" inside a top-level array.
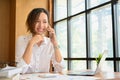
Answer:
[{"left": 29, "top": 35, "right": 44, "bottom": 45}]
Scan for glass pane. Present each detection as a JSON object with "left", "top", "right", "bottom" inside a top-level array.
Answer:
[
  {"left": 69, "top": 0, "right": 85, "bottom": 16},
  {"left": 54, "top": 0, "right": 67, "bottom": 21},
  {"left": 90, "top": 4, "right": 113, "bottom": 57},
  {"left": 71, "top": 60, "right": 86, "bottom": 70},
  {"left": 119, "top": 61, "right": 120, "bottom": 71},
  {"left": 91, "top": 61, "right": 97, "bottom": 70},
  {"left": 91, "top": 61, "right": 114, "bottom": 71},
  {"left": 63, "top": 60, "right": 68, "bottom": 71},
  {"left": 87, "top": 0, "right": 110, "bottom": 8},
  {"left": 70, "top": 14, "right": 86, "bottom": 58},
  {"left": 118, "top": 0, "right": 120, "bottom": 56},
  {"left": 55, "top": 20, "right": 67, "bottom": 58}
]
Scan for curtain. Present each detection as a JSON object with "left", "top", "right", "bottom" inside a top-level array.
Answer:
[{"left": 48, "top": 0, "right": 53, "bottom": 28}]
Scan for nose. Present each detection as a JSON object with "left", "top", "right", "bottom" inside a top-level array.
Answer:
[{"left": 38, "top": 22, "right": 44, "bottom": 28}]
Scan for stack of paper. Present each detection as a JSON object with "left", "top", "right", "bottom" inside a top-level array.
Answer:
[
  {"left": 0, "top": 65, "right": 22, "bottom": 78},
  {"left": 0, "top": 73, "right": 20, "bottom": 80}
]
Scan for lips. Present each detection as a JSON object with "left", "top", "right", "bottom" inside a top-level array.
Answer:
[{"left": 37, "top": 28, "right": 43, "bottom": 32}]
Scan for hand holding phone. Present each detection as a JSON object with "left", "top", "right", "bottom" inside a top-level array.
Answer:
[
  {"left": 47, "top": 25, "right": 57, "bottom": 45},
  {"left": 47, "top": 25, "right": 55, "bottom": 38}
]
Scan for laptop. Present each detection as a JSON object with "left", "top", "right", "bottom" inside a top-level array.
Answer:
[{"left": 67, "top": 50, "right": 108, "bottom": 76}]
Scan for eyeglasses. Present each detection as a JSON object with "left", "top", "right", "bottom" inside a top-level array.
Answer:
[{"left": 0, "top": 62, "right": 17, "bottom": 69}]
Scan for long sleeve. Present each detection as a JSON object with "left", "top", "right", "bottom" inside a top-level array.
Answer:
[
  {"left": 16, "top": 35, "right": 65, "bottom": 73},
  {"left": 50, "top": 45, "right": 65, "bottom": 72},
  {"left": 15, "top": 36, "right": 31, "bottom": 74}
]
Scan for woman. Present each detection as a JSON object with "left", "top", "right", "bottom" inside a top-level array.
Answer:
[{"left": 16, "top": 8, "right": 64, "bottom": 74}]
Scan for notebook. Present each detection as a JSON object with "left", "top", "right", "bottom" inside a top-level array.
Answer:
[{"left": 67, "top": 50, "right": 108, "bottom": 76}]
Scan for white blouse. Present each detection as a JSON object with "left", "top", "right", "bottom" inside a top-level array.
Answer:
[{"left": 16, "top": 34, "right": 64, "bottom": 74}]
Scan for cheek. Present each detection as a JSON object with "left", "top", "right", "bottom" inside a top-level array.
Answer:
[
  {"left": 45, "top": 25, "right": 48, "bottom": 29},
  {"left": 34, "top": 25, "right": 37, "bottom": 29},
  {"left": 44, "top": 25, "right": 48, "bottom": 30}
]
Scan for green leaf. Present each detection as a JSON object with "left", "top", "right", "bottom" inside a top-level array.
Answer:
[{"left": 95, "top": 53, "right": 103, "bottom": 64}]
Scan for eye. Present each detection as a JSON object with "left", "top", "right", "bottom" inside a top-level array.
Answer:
[
  {"left": 43, "top": 21, "right": 47, "bottom": 23},
  {"left": 43, "top": 20, "right": 47, "bottom": 23},
  {"left": 36, "top": 20, "right": 40, "bottom": 23}
]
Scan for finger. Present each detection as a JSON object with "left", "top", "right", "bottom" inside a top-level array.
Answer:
[
  {"left": 47, "top": 26, "right": 51, "bottom": 31},
  {"left": 48, "top": 25, "right": 53, "bottom": 29}
]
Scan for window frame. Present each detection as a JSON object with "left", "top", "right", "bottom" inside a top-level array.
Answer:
[{"left": 53, "top": 0, "right": 120, "bottom": 71}]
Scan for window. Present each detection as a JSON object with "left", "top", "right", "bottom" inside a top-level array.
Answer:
[
  {"left": 69, "top": 0, "right": 85, "bottom": 15},
  {"left": 118, "top": 1, "right": 120, "bottom": 57},
  {"left": 54, "top": 0, "right": 120, "bottom": 71},
  {"left": 54, "top": 0, "right": 67, "bottom": 21},
  {"left": 89, "top": 4, "right": 114, "bottom": 69},
  {"left": 88, "top": 0, "right": 110, "bottom": 8},
  {"left": 117, "top": 0, "right": 120, "bottom": 70}
]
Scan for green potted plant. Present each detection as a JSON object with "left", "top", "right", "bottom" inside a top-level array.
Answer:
[{"left": 95, "top": 53, "right": 103, "bottom": 65}]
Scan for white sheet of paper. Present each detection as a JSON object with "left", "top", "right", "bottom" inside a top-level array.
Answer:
[{"left": 20, "top": 73, "right": 98, "bottom": 80}]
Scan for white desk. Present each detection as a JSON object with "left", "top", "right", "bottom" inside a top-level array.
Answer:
[
  {"left": 20, "top": 72, "right": 98, "bottom": 80},
  {"left": 20, "top": 71, "right": 120, "bottom": 80}
]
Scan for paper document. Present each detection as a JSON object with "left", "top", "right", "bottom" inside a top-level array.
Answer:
[
  {"left": 0, "top": 73, "right": 20, "bottom": 80},
  {"left": 0, "top": 65, "right": 22, "bottom": 78}
]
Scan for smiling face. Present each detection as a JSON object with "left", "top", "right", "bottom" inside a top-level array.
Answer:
[
  {"left": 34, "top": 12, "right": 48, "bottom": 35},
  {"left": 26, "top": 8, "right": 50, "bottom": 35}
]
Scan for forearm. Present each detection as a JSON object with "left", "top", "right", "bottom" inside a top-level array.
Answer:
[
  {"left": 48, "top": 27, "right": 63, "bottom": 63},
  {"left": 23, "top": 42, "right": 33, "bottom": 64},
  {"left": 53, "top": 42, "right": 62, "bottom": 63},
  {"left": 54, "top": 48, "right": 62, "bottom": 63}
]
